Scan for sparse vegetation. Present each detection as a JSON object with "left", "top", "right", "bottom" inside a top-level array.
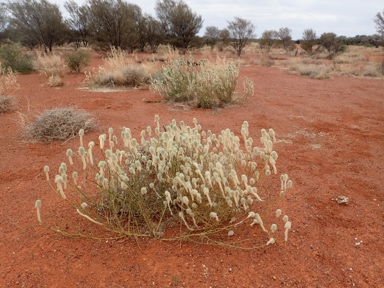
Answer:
[
  {"left": 22, "top": 107, "right": 96, "bottom": 142},
  {"left": 38, "top": 116, "right": 293, "bottom": 247},
  {"left": 264, "top": 45, "right": 384, "bottom": 80}
]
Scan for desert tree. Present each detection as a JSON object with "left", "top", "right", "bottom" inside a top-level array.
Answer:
[
  {"left": 123, "top": 4, "right": 144, "bottom": 52},
  {"left": 374, "top": 10, "right": 384, "bottom": 36},
  {"left": 277, "top": 27, "right": 294, "bottom": 51},
  {"left": 0, "top": 3, "right": 9, "bottom": 41},
  {"left": 319, "top": 32, "right": 339, "bottom": 53},
  {"left": 204, "top": 26, "right": 220, "bottom": 47},
  {"left": 155, "top": 0, "right": 203, "bottom": 50},
  {"left": 259, "top": 30, "right": 277, "bottom": 52},
  {"left": 85, "top": 0, "right": 142, "bottom": 51},
  {"left": 134, "top": 13, "right": 164, "bottom": 52},
  {"left": 140, "top": 14, "right": 162, "bottom": 52},
  {"left": 64, "top": 0, "right": 89, "bottom": 47},
  {"left": 227, "top": 17, "right": 256, "bottom": 56},
  {"left": 6, "top": 0, "right": 67, "bottom": 52},
  {"left": 219, "top": 28, "right": 230, "bottom": 45},
  {"left": 301, "top": 28, "right": 317, "bottom": 53}
]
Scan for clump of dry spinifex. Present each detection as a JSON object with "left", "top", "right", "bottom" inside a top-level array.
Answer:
[
  {"left": 0, "top": 95, "right": 16, "bottom": 113},
  {"left": 34, "top": 52, "right": 65, "bottom": 87},
  {"left": 84, "top": 47, "right": 157, "bottom": 88},
  {"left": 37, "top": 116, "right": 293, "bottom": 248},
  {"left": 22, "top": 107, "right": 96, "bottom": 142}
]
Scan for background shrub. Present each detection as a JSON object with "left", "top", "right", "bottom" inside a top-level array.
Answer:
[
  {"left": 65, "top": 50, "right": 91, "bottom": 73},
  {"left": 0, "top": 43, "right": 34, "bottom": 74},
  {"left": 22, "top": 107, "right": 96, "bottom": 142},
  {"left": 151, "top": 56, "right": 254, "bottom": 109},
  {"left": 85, "top": 48, "right": 156, "bottom": 88}
]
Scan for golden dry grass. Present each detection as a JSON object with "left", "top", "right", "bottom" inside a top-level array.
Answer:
[{"left": 253, "top": 45, "right": 384, "bottom": 79}]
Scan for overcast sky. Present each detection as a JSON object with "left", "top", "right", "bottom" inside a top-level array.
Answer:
[{"left": 54, "top": 0, "right": 382, "bottom": 39}]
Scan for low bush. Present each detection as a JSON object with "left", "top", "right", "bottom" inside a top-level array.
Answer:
[
  {"left": 22, "top": 107, "right": 96, "bottom": 142},
  {"left": 91, "top": 65, "right": 148, "bottom": 87},
  {"left": 37, "top": 116, "right": 293, "bottom": 247},
  {"left": 0, "top": 43, "right": 34, "bottom": 74},
  {"left": 85, "top": 48, "right": 156, "bottom": 88},
  {"left": 151, "top": 56, "right": 254, "bottom": 109},
  {"left": 65, "top": 50, "right": 91, "bottom": 73}
]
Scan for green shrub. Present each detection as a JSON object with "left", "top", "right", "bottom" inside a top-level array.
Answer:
[
  {"left": 0, "top": 43, "right": 34, "bottom": 74},
  {"left": 37, "top": 116, "right": 293, "bottom": 247},
  {"left": 65, "top": 50, "right": 91, "bottom": 73},
  {"left": 151, "top": 56, "right": 254, "bottom": 109}
]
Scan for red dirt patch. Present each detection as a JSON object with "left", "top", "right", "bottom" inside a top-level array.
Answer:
[{"left": 1, "top": 53, "right": 384, "bottom": 287}]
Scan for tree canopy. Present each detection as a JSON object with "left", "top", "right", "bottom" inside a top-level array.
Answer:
[
  {"left": 227, "top": 17, "right": 255, "bottom": 56},
  {"left": 84, "top": 0, "right": 142, "bottom": 51},
  {"left": 7, "top": 0, "right": 67, "bottom": 52},
  {"left": 374, "top": 10, "right": 384, "bottom": 36},
  {"left": 155, "top": 0, "right": 203, "bottom": 49}
]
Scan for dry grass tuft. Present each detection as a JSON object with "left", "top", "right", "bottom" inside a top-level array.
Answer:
[
  {"left": 22, "top": 107, "right": 96, "bottom": 142},
  {"left": 0, "top": 95, "right": 16, "bottom": 113},
  {"left": 48, "top": 74, "right": 64, "bottom": 87},
  {"left": 34, "top": 52, "right": 64, "bottom": 76},
  {"left": 362, "top": 64, "right": 383, "bottom": 77},
  {"left": 0, "top": 66, "right": 19, "bottom": 96},
  {"left": 287, "top": 62, "right": 331, "bottom": 79},
  {"left": 85, "top": 48, "right": 157, "bottom": 88},
  {"left": 156, "top": 45, "right": 180, "bottom": 61},
  {"left": 333, "top": 53, "right": 367, "bottom": 64}
]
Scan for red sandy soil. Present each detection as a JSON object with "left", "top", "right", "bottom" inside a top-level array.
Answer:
[{"left": 1, "top": 52, "right": 384, "bottom": 288}]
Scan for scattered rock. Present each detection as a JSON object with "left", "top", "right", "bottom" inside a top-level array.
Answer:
[{"left": 334, "top": 196, "right": 349, "bottom": 204}]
